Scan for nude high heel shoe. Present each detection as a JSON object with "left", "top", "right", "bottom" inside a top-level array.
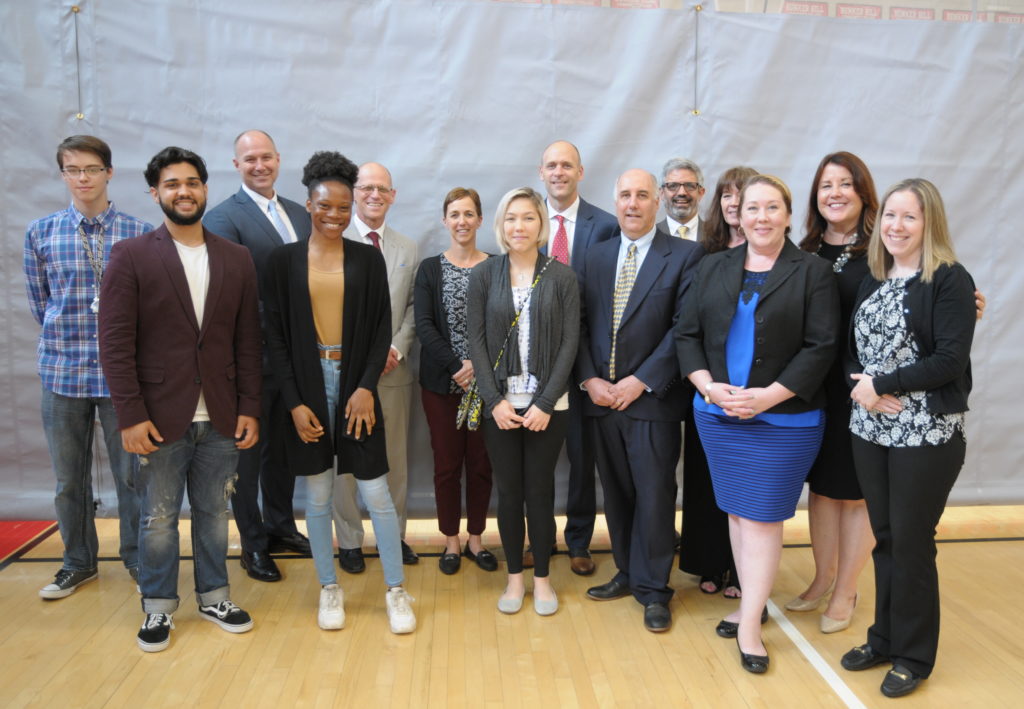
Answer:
[
  {"left": 785, "top": 581, "right": 834, "bottom": 612},
  {"left": 820, "top": 594, "right": 858, "bottom": 634}
]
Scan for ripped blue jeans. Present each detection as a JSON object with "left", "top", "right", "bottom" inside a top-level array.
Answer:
[{"left": 135, "top": 422, "right": 239, "bottom": 614}]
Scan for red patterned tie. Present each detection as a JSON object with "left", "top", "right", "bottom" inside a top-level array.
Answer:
[
  {"left": 367, "top": 230, "right": 381, "bottom": 249},
  {"left": 551, "top": 215, "right": 569, "bottom": 265}
]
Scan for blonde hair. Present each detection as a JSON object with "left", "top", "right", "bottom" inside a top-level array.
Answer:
[
  {"left": 868, "top": 178, "right": 957, "bottom": 282},
  {"left": 739, "top": 174, "right": 793, "bottom": 238},
  {"left": 493, "top": 187, "right": 550, "bottom": 254}
]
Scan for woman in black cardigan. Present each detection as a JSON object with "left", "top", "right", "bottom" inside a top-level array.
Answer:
[
  {"left": 262, "top": 151, "right": 415, "bottom": 635},
  {"left": 413, "top": 187, "right": 496, "bottom": 575},
  {"left": 466, "top": 187, "right": 579, "bottom": 617},
  {"left": 841, "top": 178, "right": 976, "bottom": 698}
]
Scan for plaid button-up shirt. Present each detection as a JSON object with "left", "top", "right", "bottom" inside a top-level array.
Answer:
[{"left": 24, "top": 201, "right": 153, "bottom": 398}]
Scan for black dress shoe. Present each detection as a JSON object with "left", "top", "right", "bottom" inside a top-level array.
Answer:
[
  {"left": 464, "top": 544, "right": 498, "bottom": 572},
  {"left": 401, "top": 540, "right": 419, "bottom": 565},
  {"left": 643, "top": 602, "right": 672, "bottom": 632},
  {"left": 267, "top": 531, "right": 311, "bottom": 555},
  {"left": 881, "top": 665, "right": 922, "bottom": 698},
  {"left": 715, "top": 607, "right": 769, "bottom": 638},
  {"left": 338, "top": 547, "right": 366, "bottom": 574},
  {"left": 439, "top": 551, "right": 461, "bottom": 575},
  {"left": 737, "top": 637, "right": 769, "bottom": 674},
  {"left": 240, "top": 551, "right": 282, "bottom": 582},
  {"left": 841, "top": 643, "right": 890, "bottom": 671},
  {"left": 586, "top": 578, "right": 631, "bottom": 601}
]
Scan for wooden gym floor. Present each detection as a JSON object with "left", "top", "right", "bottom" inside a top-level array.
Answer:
[{"left": 1, "top": 507, "right": 1022, "bottom": 708}]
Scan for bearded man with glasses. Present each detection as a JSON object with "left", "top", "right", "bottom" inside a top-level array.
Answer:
[{"left": 656, "top": 158, "right": 707, "bottom": 242}]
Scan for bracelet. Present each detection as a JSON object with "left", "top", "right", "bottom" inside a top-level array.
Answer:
[{"left": 704, "top": 382, "right": 714, "bottom": 404}]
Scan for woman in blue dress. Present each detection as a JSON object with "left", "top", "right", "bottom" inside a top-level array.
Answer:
[{"left": 676, "top": 174, "right": 838, "bottom": 674}]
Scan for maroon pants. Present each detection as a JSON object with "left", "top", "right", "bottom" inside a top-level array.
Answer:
[{"left": 420, "top": 389, "right": 493, "bottom": 537}]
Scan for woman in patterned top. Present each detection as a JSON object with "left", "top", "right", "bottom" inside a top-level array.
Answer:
[
  {"left": 413, "top": 187, "right": 496, "bottom": 576},
  {"left": 841, "top": 179, "right": 977, "bottom": 698}
]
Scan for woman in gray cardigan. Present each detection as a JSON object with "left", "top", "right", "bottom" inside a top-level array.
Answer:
[{"left": 466, "top": 187, "right": 579, "bottom": 617}]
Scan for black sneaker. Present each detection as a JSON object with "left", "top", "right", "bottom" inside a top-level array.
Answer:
[
  {"left": 137, "top": 613, "right": 174, "bottom": 652},
  {"left": 198, "top": 600, "right": 254, "bottom": 633},
  {"left": 38, "top": 568, "right": 98, "bottom": 599}
]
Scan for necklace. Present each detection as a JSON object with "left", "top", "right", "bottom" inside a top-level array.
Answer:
[{"left": 819, "top": 232, "right": 856, "bottom": 273}]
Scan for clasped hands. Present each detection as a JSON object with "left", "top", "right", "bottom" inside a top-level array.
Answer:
[
  {"left": 849, "top": 373, "right": 903, "bottom": 415},
  {"left": 584, "top": 375, "right": 646, "bottom": 412},
  {"left": 492, "top": 400, "right": 551, "bottom": 431}
]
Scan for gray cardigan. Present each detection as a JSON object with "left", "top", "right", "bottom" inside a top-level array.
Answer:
[{"left": 466, "top": 254, "right": 580, "bottom": 416}]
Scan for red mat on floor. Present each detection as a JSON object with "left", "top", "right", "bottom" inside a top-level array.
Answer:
[{"left": 0, "top": 520, "right": 57, "bottom": 562}]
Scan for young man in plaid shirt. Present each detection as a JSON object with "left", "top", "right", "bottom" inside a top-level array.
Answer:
[{"left": 24, "top": 135, "right": 153, "bottom": 599}]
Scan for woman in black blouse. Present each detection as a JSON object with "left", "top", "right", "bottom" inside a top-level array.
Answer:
[
  {"left": 413, "top": 188, "right": 496, "bottom": 575},
  {"left": 841, "top": 178, "right": 976, "bottom": 698}
]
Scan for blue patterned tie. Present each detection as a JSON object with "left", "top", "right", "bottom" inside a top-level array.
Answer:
[
  {"left": 609, "top": 243, "right": 637, "bottom": 380},
  {"left": 267, "top": 200, "right": 291, "bottom": 242}
]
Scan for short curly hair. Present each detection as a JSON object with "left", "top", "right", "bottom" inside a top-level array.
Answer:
[{"left": 301, "top": 151, "right": 358, "bottom": 196}]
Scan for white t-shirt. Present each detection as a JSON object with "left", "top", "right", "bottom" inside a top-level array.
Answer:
[{"left": 173, "top": 240, "right": 211, "bottom": 422}]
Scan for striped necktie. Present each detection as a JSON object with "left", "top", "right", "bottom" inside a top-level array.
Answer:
[{"left": 609, "top": 243, "right": 637, "bottom": 380}]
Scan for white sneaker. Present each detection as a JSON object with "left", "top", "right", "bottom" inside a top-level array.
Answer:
[
  {"left": 385, "top": 587, "right": 416, "bottom": 634},
  {"left": 318, "top": 584, "right": 345, "bottom": 630}
]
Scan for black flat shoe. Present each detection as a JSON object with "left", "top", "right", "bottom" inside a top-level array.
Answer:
[
  {"left": 338, "top": 548, "right": 366, "bottom": 574},
  {"left": 841, "top": 643, "right": 890, "bottom": 672},
  {"left": 715, "top": 607, "right": 769, "bottom": 638},
  {"left": 240, "top": 550, "right": 282, "bottom": 582},
  {"left": 401, "top": 541, "right": 419, "bottom": 565},
  {"left": 464, "top": 544, "right": 498, "bottom": 572},
  {"left": 438, "top": 551, "right": 461, "bottom": 575},
  {"left": 586, "top": 578, "right": 631, "bottom": 601},
  {"left": 699, "top": 573, "right": 724, "bottom": 594},
  {"left": 737, "top": 637, "right": 769, "bottom": 674},
  {"left": 881, "top": 665, "right": 922, "bottom": 698}
]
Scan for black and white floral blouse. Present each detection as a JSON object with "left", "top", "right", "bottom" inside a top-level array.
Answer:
[
  {"left": 441, "top": 254, "right": 472, "bottom": 393},
  {"left": 850, "top": 275, "right": 964, "bottom": 447}
]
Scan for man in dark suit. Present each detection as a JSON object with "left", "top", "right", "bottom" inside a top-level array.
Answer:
[
  {"left": 577, "top": 169, "right": 703, "bottom": 632},
  {"left": 534, "top": 140, "right": 619, "bottom": 576},
  {"left": 204, "top": 130, "right": 312, "bottom": 582},
  {"left": 99, "top": 147, "right": 262, "bottom": 652},
  {"left": 655, "top": 157, "right": 706, "bottom": 242}
]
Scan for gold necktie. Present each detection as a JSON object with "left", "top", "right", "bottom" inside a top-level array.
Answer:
[
  {"left": 676, "top": 225, "right": 689, "bottom": 240},
  {"left": 609, "top": 243, "right": 637, "bottom": 380}
]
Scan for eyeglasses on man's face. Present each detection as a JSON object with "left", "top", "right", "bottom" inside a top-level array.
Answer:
[
  {"left": 61, "top": 166, "right": 108, "bottom": 178},
  {"left": 661, "top": 181, "right": 702, "bottom": 194}
]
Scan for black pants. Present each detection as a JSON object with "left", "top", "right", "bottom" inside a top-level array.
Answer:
[
  {"left": 852, "top": 432, "right": 966, "bottom": 678},
  {"left": 595, "top": 411, "right": 680, "bottom": 605},
  {"left": 483, "top": 411, "right": 568, "bottom": 577},
  {"left": 231, "top": 373, "right": 300, "bottom": 553},
  {"left": 563, "top": 385, "right": 598, "bottom": 552}
]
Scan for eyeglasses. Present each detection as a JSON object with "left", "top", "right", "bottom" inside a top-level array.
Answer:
[
  {"left": 355, "top": 184, "right": 394, "bottom": 196},
  {"left": 662, "top": 181, "right": 702, "bottom": 194},
  {"left": 61, "top": 166, "right": 108, "bottom": 178}
]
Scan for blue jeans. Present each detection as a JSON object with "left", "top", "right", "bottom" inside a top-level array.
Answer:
[
  {"left": 135, "top": 422, "right": 238, "bottom": 614},
  {"left": 40, "top": 387, "right": 139, "bottom": 571},
  {"left": 307, "top": 357, "right": 403, "bottom": 588}
]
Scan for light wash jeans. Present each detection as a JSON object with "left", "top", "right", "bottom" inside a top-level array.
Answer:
[
  {"left": 135, "top": 422, "right": 238, "bottom": 613},
  {"left": 306, "top": 356, "right": 404, "bottom": 588},
  {"left": 40, "top": 387, "right": 139, "bottom": 571}
]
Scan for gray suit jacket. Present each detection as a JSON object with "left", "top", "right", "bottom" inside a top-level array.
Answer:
[
  {"left": 204, "top": 187, "right": 312, "bottom": 278},
  {"left": 344, "top": 224, "right": 418, "bottom": 387}
]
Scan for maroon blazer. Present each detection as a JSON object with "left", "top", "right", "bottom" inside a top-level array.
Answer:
[{"left": 99, "top": 224, "right": 262, "bottom": 443}]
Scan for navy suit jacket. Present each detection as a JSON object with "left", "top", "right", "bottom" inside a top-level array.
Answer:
[
  {"left": 545, "top": 197, "right": 619, "bottom": 278},
  {"left": 577, "top": 230, "right": 704, "bottom": 421},
  {"left": 99, "top": 225, "right": 262, "bottom": 443},
  {"left": 204, "top": 187, "right": 312, "bottom": 278}
]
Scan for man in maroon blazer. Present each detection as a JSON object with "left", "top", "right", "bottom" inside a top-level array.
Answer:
[{"left": 99, "top": 146, "right": 262, "bottom": 653}]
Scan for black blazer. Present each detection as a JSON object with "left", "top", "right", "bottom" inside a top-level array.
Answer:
[
  {"left": 577, "top": 231, "right": 704, "bottom": 421},
  {"left": 413, "top": 253, "right": 492, "bottom": 395},
  {"left": 675, "top": 239, "right": 839, "bottom": 414},
  {"left": 847, "top": 262, "right": 975, "bottom": 414},
  {"left": 262, "top": 240, "right": 392, "bottom": 479}
]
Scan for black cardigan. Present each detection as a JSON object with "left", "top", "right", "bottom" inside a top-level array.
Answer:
[
  {"left": 675, "top": 239, "right": 839, "bottom": 413},
  {"left": 848, "top": 262, "right": 975, "bottom": 414},
  {"left": 413, "top": 253, "right": 492, "bottom": 395},
  {"left": 262, "top": 240, "right": 392, "bottom": 479}
]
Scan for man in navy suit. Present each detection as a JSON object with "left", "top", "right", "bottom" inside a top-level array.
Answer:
[
  {"left": 577, "top": 169, "right": 703, "bottom": 632},
  {"left": 533, "top": 140, "right": 618, "bottom": 576},
  {"left": 204, "top": 130, "right": 313, "bottom": 582}
]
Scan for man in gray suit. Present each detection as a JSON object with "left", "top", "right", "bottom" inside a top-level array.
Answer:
[
  {"left": 333, "top": 161, "right": 419, "bottom": 573},
  {"left": 655, "top": 157, "right": 707, "bottom": 242},
  {"left": 204, "top": 130, "right": 312, "bottom": 583}
]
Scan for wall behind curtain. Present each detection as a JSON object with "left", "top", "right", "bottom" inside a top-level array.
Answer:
[{"left": 1, "top": 0, "right": 1020, "bottom": 517}]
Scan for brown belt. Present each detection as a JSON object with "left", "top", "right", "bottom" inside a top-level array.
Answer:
[{"left": 319, "top": 349, "right": 342, "bottom": 360}]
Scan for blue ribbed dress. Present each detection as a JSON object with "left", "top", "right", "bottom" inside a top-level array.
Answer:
[{"left": 693, "top": 271, "right": 825, "bottom": 522}]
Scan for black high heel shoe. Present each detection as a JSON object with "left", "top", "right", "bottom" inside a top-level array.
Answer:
[{"left": 737, "top": 637, "right": 769, "bottom": 674}]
